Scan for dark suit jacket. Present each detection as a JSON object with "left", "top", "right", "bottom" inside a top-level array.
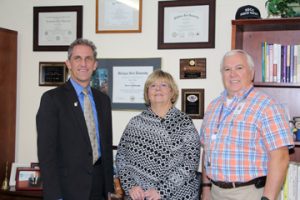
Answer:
[{"left": 37, "top": 80, "right": 113, "bottom": 200}]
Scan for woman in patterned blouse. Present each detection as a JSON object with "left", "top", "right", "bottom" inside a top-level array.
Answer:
[{"left": 116, "top": 69, "right": 200, "bottom": 200}]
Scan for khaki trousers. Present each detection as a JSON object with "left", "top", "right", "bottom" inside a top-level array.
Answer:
[{"left": 211, "top": 184, "right": 264, "bottom": 200}]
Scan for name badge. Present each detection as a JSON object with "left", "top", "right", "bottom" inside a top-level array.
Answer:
[
  {"left": 233, "top": 102, "right": 245, "bottom": 115},
  {"left": 211, "top": 134, "right": 217, "bottom": 140}
]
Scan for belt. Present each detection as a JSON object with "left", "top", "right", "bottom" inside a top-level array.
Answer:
[{"left": 211, "top": 176, "right": 266, "bottom": 189}]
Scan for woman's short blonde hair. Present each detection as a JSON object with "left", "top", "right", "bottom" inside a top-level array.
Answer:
[{"left": 144, "top": 69, "right": 179, "bottom": 105}]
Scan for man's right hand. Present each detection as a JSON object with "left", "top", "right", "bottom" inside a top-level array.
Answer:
[{"left": 201, "top": 187, "right": 212, "bottom": 200}]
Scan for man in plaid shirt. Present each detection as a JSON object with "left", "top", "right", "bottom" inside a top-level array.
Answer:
[{"left": 200, "top": 49, "right": 294, "bottom": 200}]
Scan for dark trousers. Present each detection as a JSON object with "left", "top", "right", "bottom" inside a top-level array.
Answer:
[{"left": 90, "top": 159, "right": 106, "bottom": 200}]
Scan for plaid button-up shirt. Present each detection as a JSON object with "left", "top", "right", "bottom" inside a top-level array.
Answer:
[{"left": 200, "top": 86, "right": 294, "bottom": 182}]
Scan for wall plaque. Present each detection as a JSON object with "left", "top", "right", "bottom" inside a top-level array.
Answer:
[
  {"left": 180, "top": 58, "right": 206, "bottom": 79},
  {"left": 181, "top": 89, "right": 204, "bottom": 119},
  {"left": 39, "top": 62, "right": 68, "bottom": 86}
]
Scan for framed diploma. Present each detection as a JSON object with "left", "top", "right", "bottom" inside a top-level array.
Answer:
[
  {"left": 39, "top": 62, "right": 68, "bottom": 86},
  {"left": 181, "top": 89, "right": 204, "bottom": 119},
  {"left": 33, "top": 6, "right": 83, "bottom": 51},
  {"left": 90, "top": 58, "right": 161, "bottom": 110},
  {"left": 96, "top": 0, "right": 142, "bottom": 33},
  {"left": 158, "top": 0, "right": 215, "bottom": 49}
]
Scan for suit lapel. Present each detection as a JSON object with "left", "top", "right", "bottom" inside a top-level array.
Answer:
[{"left": 64, "top": 81, "right": 91, "bottom": 146}]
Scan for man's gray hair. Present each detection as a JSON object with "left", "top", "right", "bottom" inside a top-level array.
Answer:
[
  {"left": 220, "top": 49, "right": 255, "bottom": 72},
  {"left": 67, "top": 38, "right": 97, "bottom": 60}
]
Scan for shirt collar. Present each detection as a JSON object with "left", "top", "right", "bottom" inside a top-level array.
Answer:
[
  {"left": 221, "top": 85, "right": 254, "bottom": 102},
  {"left": 70, "top": 78, "right": 92, "bottom": 96}
]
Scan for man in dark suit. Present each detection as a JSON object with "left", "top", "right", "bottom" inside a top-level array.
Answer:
[{"left": 36, "top": 38, "right": 113, "bottom": 200}]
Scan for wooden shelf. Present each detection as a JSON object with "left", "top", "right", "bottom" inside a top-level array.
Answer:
[
  {"left": 231, "top": 18, "right": 300, "bottom": 117},
  {"left": 232, "top": 18, "right": 300, "bottom": 84},
  {"left": 0, "top": 187, "right": 42, "bottom": 200},
  {"left": 232, "top": 18, "right": 300, "bottom": 32},
  {"left": 254, "top": 82, "right": 300, "bottom": 88}
]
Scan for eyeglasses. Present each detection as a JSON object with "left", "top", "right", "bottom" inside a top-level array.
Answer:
[{"left": 148, "top": 82, "right": 170, "bottom": 90}]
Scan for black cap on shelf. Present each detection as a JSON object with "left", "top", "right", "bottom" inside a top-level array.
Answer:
[{"left": 235, "top": 5, "right": 261, "bottom": 19}]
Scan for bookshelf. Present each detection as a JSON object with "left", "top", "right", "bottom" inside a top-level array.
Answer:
[
  {"left": 232, "top": 18, "right": 300, "bottom": 85},
  {"left": 231, "top": 18, "right": 300, "bottom": 162}
]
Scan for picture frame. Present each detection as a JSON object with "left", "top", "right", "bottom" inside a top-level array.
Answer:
[
  {"left": 33, "top": 6, "right": 83, "bottom": 51},
  {"left": 39, "top": 62, "right": 69, "bottom": 86},
  {"left": 90, "top": 58, "right": 161, "bottom": 110},
  {"left": 15, "top": 167, "right": 43, "bottom": 191},
  {"left": 158, "top": 0, "right": 216, "bottom": 49},
  {"left": 181, "top": 89, "right": 204, "bottom": 119},
  {"left": 9, "top": 163, "right": 30, "bottom": 187},
  {"left": 30, "top": 162, "right": 40, "bottom": 169},
  {"left": 96, "top": 0, "right": 142, "bottom": 33}
]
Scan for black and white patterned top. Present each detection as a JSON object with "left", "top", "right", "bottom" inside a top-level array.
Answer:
[{"left": 116, "top": 107, "right": 200, "bottom": 200}]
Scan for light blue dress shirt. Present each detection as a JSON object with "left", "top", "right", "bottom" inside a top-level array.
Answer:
[{"left": 70, "top": 78, "right": 101, "bottom": 157}]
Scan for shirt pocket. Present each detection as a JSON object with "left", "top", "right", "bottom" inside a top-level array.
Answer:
[{"left": 229, "top": 119, "right": 258, "bottom": 152}]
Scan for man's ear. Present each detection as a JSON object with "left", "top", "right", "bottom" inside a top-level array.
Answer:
[
  {"left": 65, "top": 60, "right": 71, "bottom": 70},
  {"left": 93, "top": 60, "right": 98, "bottom": 71}
]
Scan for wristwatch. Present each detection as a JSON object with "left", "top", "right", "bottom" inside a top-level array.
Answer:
[{"left": 261, "top": 196, "right": 270, "bottom": 200}]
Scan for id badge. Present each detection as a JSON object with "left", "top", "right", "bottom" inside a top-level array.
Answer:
[
  {"left": 233, "top": 102, "right": 245, "bottom": 115},
  {"left": 211, "top": 134, "right": 217, "bottom": 140}
]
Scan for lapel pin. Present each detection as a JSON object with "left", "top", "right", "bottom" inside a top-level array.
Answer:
[{"left": 74, "top": 102, "right": 78, "bottom": 107}]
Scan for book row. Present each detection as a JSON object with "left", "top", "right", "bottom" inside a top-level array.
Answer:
[
  {"left": 278, "top": 162, "right": 300, "bottom": 200},
  {"left": 261, "top": 43, "right": 300, "bottom": 83}
]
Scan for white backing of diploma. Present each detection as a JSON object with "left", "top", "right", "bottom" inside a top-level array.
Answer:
[
  {"left": 164, "top": 5, "right": 209, "bottom": 43},
  {"left": 112, "top": 66, "right": 153, "bottom": 103},
  {"left": 39, "top": 12, "right": 77, "bottom": 46}
]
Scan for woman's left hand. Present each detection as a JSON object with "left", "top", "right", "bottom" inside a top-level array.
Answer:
[{"left": 144, "top": 188, "right": 161, "bottom": 200}]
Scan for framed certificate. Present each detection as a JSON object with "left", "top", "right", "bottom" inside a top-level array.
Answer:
[
  {"left": 158, "top": 0, "right": 215, "bottom": 49},
  {"left": 96, "top": 0, "right": 142, "bottom": 33},
  {"left": 181, "top": 89, "right": 204, "bottom": 119},
  {"left": 90, "top": 58, "right": 161, "bottom": 110},
  {"left": 33, "top": 6, "right": 83, "bottom": 51}
]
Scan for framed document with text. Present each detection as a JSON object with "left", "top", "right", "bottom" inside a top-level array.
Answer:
[
  {"left": 158, "top": 0, "right": 215, "bottom": 49},
  {"left": 96, "top": 0, "right": 142, "bottom": 33},
  {"left": 33, "top": 6, "right": 83, "bottom": 51},
  {"left": 181, "top": 89, "right": 204, "bottom": 119},
  {"left": 91, "top": 58, "right": 161, "bottom": 110}
]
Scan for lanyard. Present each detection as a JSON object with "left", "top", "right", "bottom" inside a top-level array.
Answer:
[
  {"left": 216, "top": 87, "right": 254, "bottom": 131},
  {"left": 207, "top": 87, "right": 254, "bottom": 166}
]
